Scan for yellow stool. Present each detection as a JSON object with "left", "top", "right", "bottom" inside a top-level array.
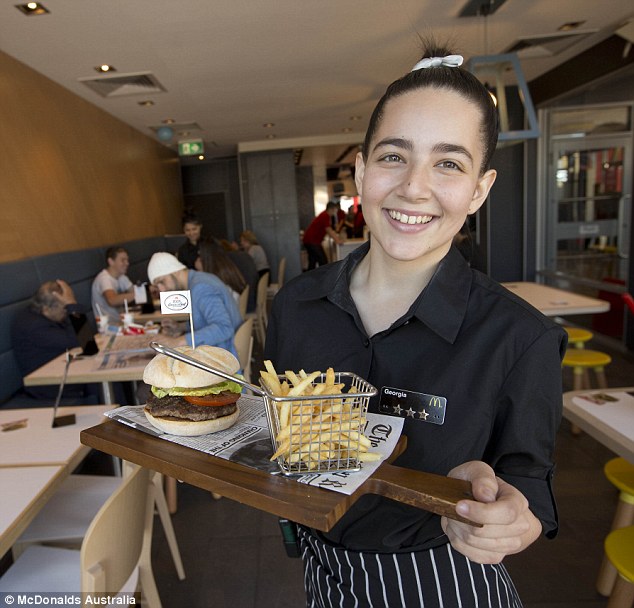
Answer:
[
  {"left": 564, "top": 327, "right": 594, "bottom": 348},
  {"left": 562, "top": 349, "right": 612, "bottom": 392},
  {"left": 597, "top": 458, "right": 634, "bottom": 597},
  {"left": 603, "top": 526, "right": 634, "bottom": 607}
]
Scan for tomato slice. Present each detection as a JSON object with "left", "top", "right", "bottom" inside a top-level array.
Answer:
[{"left": 184, "top": 392, "right": 240, "bottom": 407}]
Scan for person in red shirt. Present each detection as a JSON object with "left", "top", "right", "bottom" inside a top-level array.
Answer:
[{"left": 302, "top": 202, "right": 343, "bottom": 269}]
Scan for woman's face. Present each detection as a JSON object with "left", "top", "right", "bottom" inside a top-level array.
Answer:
[
  {"left": 355, "top": 87, "right": 496, "bottom": 267},
  {"left": 184, "top": 222, "right": 202, "bottom": 245}
]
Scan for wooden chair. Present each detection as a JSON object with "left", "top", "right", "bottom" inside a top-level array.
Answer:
[
  {"left": 246, "top": 272, "right": 269, "bottom": 348},
  {"left": 597, "top": 458, "right": 634, "bottom": 597},
  {"left": 603, "top": 525, "right": 634, "bottom": 607},
  {"left": 0, "top": 466, "right": 162, "bottom": 606},
  {"left": 238, "top": 284, "right": 249, "bottom": 320},
  {"left": 234, "top": 317, "right": 254, "bottom": 384},
  {"left": 12, "top": 470, "right": 185, "bottom": 581},
  {"left": 267, "top": 257, "right": 286, "bottom": 299}
]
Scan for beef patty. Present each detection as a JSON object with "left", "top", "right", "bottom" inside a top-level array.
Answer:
[{"left": 145, "top": 392, "right": 238, "bottom": 422}]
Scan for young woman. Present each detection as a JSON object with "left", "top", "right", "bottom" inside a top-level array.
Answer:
[
  {"left": 239, "top": 230, "right": 270, "bottom": 278},
  {"left": 265, "top": 43, "right": 566, "bottom": 607},
  {"left": 195, "top": 238, "right": 247, "bottom": 303}
]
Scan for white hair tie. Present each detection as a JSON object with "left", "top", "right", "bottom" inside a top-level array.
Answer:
[{"left": 411, "top": 54, "right": 464, "bottom": 71}]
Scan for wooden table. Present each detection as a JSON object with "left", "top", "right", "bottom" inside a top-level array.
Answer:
[
  {"left": 23, "top": 334, "right": 182, "bottom": 404},
  {"left": 563, "top": 387, "right": 634, "bottom": 463},
  {"left": 0, "top": 405, "right": 110, "bottom": 556},
  {"left": 81, "top": 420, "right": 475, "bottom": 532},
  {"left": 502, "top": 282, "right": 610, "bottom": 316}
]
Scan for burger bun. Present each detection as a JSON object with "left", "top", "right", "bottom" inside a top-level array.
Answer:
[{"left": 143, "top": 344, "right": 240, "bottom": 389}]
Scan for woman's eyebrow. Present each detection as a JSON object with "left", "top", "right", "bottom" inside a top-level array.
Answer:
[
  {"left": 372, "top": 137, "right": 413, "bottom": 152},
  {"left": 432, "top": 142, "right": 474, "bottom": 164}
]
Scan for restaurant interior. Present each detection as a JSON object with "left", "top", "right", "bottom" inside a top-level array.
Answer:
[{"left": 1, "top": 0, "right": 634, "bottom": 606}]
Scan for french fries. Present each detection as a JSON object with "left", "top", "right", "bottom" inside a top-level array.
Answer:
[{"left": 261, "top": 361, "right": 381, "bottom": 472}]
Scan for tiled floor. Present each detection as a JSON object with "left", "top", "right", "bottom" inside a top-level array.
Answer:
[{"left": 149, "top": 329, "right": 634, "bottom": 608}]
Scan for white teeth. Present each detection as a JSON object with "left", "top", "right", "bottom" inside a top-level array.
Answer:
[{"left": 388, "top": 210, "right": 433, "bottom": 225}]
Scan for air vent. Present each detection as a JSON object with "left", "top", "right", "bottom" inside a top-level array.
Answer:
[
  {"left": 148, "top": 122, "right": 203, "bottom": 135},
  {"left": 78, "top": 72, "right": 166, "bottom": 98},
  {"left": 458, "top": 0, "right": 508, "bottom": 17},
  {"left": 503, "top": 31, "right": 597, "bottom": 58}
]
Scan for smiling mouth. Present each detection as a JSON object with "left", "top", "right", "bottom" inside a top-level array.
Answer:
[{"left": 387, "top": 210, "right": 433, "bottom": 225}]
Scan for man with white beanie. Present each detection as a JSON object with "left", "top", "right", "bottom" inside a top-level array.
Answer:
[{"left": 147, "top": 252, "right": 242, "bottom": 357}]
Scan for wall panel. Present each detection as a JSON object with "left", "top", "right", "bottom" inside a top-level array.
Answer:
[{"left": 0, "top": 51, "right": 183, "bottom": 263}]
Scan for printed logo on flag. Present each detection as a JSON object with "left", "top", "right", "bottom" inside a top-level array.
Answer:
[{"left": 160, "top": 290, "right": 192, "bottom": 314}]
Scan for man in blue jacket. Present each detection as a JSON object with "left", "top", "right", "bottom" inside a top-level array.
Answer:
[{"left": 147, "top": 252, "right": 242, "bottom": 357}]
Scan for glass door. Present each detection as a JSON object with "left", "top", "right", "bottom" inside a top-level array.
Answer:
[{"left": 546, "top": 136, "right": 631, "bottom": 286}]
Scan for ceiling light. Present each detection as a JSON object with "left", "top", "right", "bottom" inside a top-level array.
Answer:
[
  {"left": 263, "top": 122, "right": 275, "bottom": 128},
  {"left": 138, "top": 100, "right": 154, "bottom": 107},
  {"left": 266, "top": 134, "right": 276, "bottom": 139},
  {"left": 342, "top": 127, "right": 352, "bottom": 133},
  {"left": 94, "top": 64, "right": 116, "bottom": 73},
  {"left": 349, "top": 116, "right": 362, "bottom": 121},
  {"left": 198, "top": 155, "right": 205, "bottom": 160},
  {"left": 558, "top": 21, "right": 585, "bottom": 32},
  {"left": 162, "top": 118, "right": 175, "bottom": 124},
  {"left": 15, "top": 2, "right": 49, "bottom": 15}
]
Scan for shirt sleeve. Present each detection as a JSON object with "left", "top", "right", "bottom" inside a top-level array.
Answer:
[
  {"left": 486, "top": 325, "right": 566, "bottom": 538},
  {"left": 186, "top": 285, "right": 236, "bottom": 348}
]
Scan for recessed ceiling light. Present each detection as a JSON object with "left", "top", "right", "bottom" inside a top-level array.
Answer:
[
  {"left": 198, "top": 155, "right": 205, "bottom": 160},
  {"left": 263, "top": 122, "right": 275, "bottom": 128},
  {"left": 94, "top": 64, "right": 116, "bottom": 73},
  {"left": 162, "top": 118, "right": 175, "bottom": 124},
  {"left": 266, "top": 134, "right": 276, "bottom": 139},
  {"left": 342, "top": 127, "right": 352, "bottom": 133},
  {"left": 138, "top": 100, "right": 155, "bottom": 107},
  {"left": 349, "top": 115, "right": 362, "bottom": 121},
  {"left": 15, "top": 2, "right": 49, "bottom": 15},
  {"left": 558, "top": 21, "right": 585, "bottom": 31}
]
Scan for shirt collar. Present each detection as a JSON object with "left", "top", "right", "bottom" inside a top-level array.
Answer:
[{"left": 296, "top": 241, "right": 472, "bottom": 344}]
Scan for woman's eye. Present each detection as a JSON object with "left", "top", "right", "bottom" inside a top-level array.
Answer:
[
  {"left": 380, "top": 153, "right": 403, "bottom": 163},
  {"left": 438, "top": 160, "right": 461, "bottom": 171}
]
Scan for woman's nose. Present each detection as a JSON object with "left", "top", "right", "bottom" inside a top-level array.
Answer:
[{"left": 399, "top": 165, "right": 432, "bottom": 201}]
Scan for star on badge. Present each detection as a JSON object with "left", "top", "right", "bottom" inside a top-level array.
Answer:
[
  {"left": 418, "top": 409, "right": 429, "bottom": 421},
  {"left": 405, "top": 408, "right": 416, "bottom": 418},
  {"left": 393, "top": 404, "right": 403, "bottom": 415}
]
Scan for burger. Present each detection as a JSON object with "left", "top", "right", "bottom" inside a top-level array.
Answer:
[{"left": 143, "top": 345, "right": 242, "bottom": 436}]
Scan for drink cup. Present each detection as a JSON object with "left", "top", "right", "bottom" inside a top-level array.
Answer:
[
  {"left": 121, "top": 312, "right": 134, "bottom": 328},
  {"left": 97, "top": 316, "right": 109, "bottom": 334}
]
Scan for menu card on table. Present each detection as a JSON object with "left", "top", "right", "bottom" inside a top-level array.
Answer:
[
  {"left": 105, "top": 394, "right": 404, "bottom": 496},
  {"left": 572, "top": 390, "right": 634, "bottom": 438}
]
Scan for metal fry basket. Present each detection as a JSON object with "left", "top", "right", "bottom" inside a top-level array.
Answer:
[{"left": 261, "top": 372, "right": 377, "bottom": 475}]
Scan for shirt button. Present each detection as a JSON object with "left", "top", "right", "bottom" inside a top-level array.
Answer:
[{"left": 363, "top": 339, "right": 370, "bottom": 347}]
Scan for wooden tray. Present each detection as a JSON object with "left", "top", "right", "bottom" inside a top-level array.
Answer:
[{"left": 81, "top": 420, "right": 477, "bottom": 531}]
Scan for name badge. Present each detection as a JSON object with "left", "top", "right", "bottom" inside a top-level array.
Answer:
[{"left": 379, "top": 386, "right": 446, "bottom": 425}]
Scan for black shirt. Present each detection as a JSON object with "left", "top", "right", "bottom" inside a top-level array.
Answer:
[
  {"left": 265, "top": 243, "right": 566, "bottom": 552},
  {"left": 177, "top": 240, "right": 199, "bottom": 269}
]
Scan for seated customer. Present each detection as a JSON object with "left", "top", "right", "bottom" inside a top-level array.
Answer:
[
  {"left": 219, "top": 239, "right": 258, "bottom": 312},
  {"left": 239, "top": 230, "right": 270, "bottom": 279},
  {"left": 11, "top": 280, "right": 97, "bottom": 401},
  {"left": 91, "top": 246, "right": 134, "bottom": 322},
  {"left": 147, "top": 252, "right": 242, "bottom": 357},
  {"left": 195, "top": 239, "right": 247, "bottom": 304}
]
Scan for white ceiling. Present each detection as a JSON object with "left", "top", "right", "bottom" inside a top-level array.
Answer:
[{"left": 2, "top": 0, "right": 633, "bottom": 164}]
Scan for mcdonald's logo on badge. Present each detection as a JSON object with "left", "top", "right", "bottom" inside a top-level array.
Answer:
[
  {"left": 429, "top": 396, "right": 442, "bottom": 408},
  {"left": 160, "top": 290, "right": 192, "bottom": 314}
]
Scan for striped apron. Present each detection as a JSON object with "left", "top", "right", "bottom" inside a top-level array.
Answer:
[{"left": 299, "top": 527, "right": 523, "bottom": 608}]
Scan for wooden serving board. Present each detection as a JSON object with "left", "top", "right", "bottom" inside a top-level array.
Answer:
[{"left": 81, "top": 419, "right": 478, "bottom": 530}]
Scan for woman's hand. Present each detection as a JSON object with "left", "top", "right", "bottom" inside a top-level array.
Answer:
[{"left": 441, "top": 461, "right": 542, "bottom": 564}]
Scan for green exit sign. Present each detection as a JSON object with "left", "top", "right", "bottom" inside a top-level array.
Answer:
[{"left": 178, "top": 140, "right": 204, "bottom": 156}]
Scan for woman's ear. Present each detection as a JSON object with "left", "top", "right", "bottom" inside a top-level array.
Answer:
[
  {"left": 354, "top": 152, "right": 366, "bottom": 197},
  {"left": 468, "top": 169, "right": 497, "bottom": 215}
]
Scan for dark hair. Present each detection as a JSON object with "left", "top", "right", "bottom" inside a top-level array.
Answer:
[
  {"left": 326, "top": 202, "right": 338, "bottom": 211},
  {"left": 197, "top": 239, "right": 246, "bottom": 295},
  {"left": 105, "top": 246, "right": 127, "bottom": 263},
  {"left": 182, "top": 210, "right": 202, "bottom": 227},
  {"left": 362, "top": 42, "right": 499, "bottom": 174},
  {"left": 31, "top": 280, "right": 61, "bottom": 313}
]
